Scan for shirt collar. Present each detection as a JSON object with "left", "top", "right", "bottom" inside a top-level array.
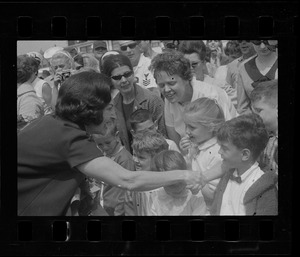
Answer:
[
  {"left": 233, "top": 162, "right": 259, "bottom": 182},
  {"left": 135, "top": 53, "right": 146, "bottom": 69},
  {"left": 197, "top": 137, "right": 218, "bottom": 151}
]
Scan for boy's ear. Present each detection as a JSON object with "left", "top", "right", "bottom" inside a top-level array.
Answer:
[
  {"left": 115, "top": 130, "right": 119, "bottom": 137},
  {"left": 153, "top": 120, "right": 158, "bottom": 129},
  {"left": 241, "top": 148, "right": 251, "bottom": 161}
]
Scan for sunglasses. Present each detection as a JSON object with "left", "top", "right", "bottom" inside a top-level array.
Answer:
[
  {"left": 251, "top": 40, "right": 273, "bottom": 45},
  {"left": 165, "top": 43, "right": 176, "bottom": 49},
  {"left": 120, "top": 43, "right": 137, "bottom": 51},
  {"left": 111, "top": 70, "right": 133, "bottom": 81},
  {"left": 237, "top": 40, "right": 251, "bottom": 43},
  {"left": 95, "top": 47, "right": 107, "bottom": 52}
]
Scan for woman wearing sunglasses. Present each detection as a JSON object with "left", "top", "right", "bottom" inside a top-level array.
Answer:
[
  {"left": 102, "top": 53, "right": 167, "bottom": 154},
  {"left": 236, "top": 40, "right": 278, "bottom": 115}
]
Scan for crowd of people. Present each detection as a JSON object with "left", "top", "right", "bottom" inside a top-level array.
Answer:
[{"left": 17, "top": 40, "right": 278, "bottom": 216}]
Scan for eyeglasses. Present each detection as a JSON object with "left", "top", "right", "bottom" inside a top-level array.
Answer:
[
  {"left": 165, "top": 43, "right": 176, "bottom": 49},
  {"left": 120, "top": 43, "right": 137, "bottom": 51},
  {"left": 95, "top": 47, "right": 107, "bottom": 52},
  {"left": 111, "top": 70, "right": 133, "bottom": 81},
  {"left": 251, "top": 40, "right": 272, "bottom": 46},
  {"left": 237, "top": 40, "right": 251, "bottom": 43},
  {"left": 190, "top": 61, "right": 201, "bottom": 69}
]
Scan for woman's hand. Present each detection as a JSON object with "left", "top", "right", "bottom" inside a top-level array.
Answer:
[{"left": 185, "top": 170, "right": 206, "bottom": 195}]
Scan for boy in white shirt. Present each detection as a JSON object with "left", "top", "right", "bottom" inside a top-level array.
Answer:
[
  {"left": 211, "top": 113, "right": 278, "bottom": 215},
  {"left": 149, "top": 150, "right": 206, "bottom": 215},
  {"left": 131, "top": 130, "right": 169, "bottom": 215}
]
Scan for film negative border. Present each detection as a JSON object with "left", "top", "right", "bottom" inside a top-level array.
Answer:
[
  {"left": 0, "top": 2, "right": 298, "bottom": 38},
  {"left": 1, "top": 1, "right": 296, "bottom": 255}
]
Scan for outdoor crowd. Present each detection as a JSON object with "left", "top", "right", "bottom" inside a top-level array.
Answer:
[{"left": 17, "top": 40, "right": 278, "bottom": 216}]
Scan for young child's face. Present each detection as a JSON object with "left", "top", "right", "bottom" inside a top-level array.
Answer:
[
  {"left": 132, "top": 150, "right": 153, "bottom": 171},
  {"left": 92, "top": 133, "right": 119, "bottom": 157},
  {"left": 133, "top": 119, "right": 157, "bottom": 134},
  {"left": 252, "top": 98, "right": 277, "bottom": 133},
  {"left": 186, "top": 123, "right": 213, "bottom": 145},
  {"left": 218, "top": 140, "right": 244, "bottom": 170}
]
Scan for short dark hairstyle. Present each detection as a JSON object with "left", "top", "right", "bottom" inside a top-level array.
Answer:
[
  {"left": 177, "top": 40, "right": 207, "bottom": 61},
  {"left": 101, "top": 53, "right": 133, "bottom": 78},
  {"left": 17, "top": 54, "right": 39, "bottom": 84},
  {"left": 149, "top": 50, "right": 193, "bottom": 82},
  {"left": 55, "top": 71, "right": 112, "bottom": 127},
  {"left": 151, "top": 150, "right": 187, "bottom": 171},
  {"left": 129, "top": 109, "right": 153, "bottom": 131},
  {"left": 250, "top": 79, "right": 278, "bottom": 107},
  {"left": 217, "top": 113, "right": 269, "bottom": 160}
]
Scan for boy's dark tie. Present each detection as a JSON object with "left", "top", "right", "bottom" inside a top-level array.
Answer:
[{"left": 230, "top": 174, "right": 242, "bottom": 184}]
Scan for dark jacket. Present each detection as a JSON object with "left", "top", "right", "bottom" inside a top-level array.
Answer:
[
  {"left": 113, "top": 83, "right": 166, "bottom": 153},
  {"left": 210, "top": 168, "right": 278, "bottom": 215}
]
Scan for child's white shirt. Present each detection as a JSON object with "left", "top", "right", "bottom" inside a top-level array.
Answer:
[
  {"left": 190, "top": 137, "right": 222, "bottom": 194},
  {"left": 220, "top": 162, "right": 264, "bottom": 215},
  {"left": 148, "top": 188, "right": 207, "bottom": 215}
]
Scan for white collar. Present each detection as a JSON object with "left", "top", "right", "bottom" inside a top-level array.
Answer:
[{"left": 234, "top": 162, "right": 259, "bottom": 182}]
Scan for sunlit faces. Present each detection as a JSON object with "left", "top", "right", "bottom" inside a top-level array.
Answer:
[
  {"left": 207, "top": 40, "right": 222, "bottom": 51},
  {"left": 251, "top": 98, "right": 278, "bottom": 133},
  {"left": 185, "top": 123, "right": 213, "bottom": 145},
  {"left": 92, "top": 133, "right": 119, "bottom": 157},
  {"left": 184, "top": 53, "right": 204, "bottom": 81},
  {"left": 119, "top": 41, "right": 141, "bottom": 67},
  {"left": 132, "top": 151, "right": 152, "bottom": 171},
  {"left": 110, "top": 66, "right": 135, "bottom": 94},
  {"left": 51, "top": 57, "right": 71, "bottom": 74},
  {"left": 218, "top": 140, "right": 244, "bottom": 170},
  {"left": 238, "top": 40, "right": 255, "bottom": 56},
  {"left": 155, "top": 71, "right": 191, "bottom": 104}
]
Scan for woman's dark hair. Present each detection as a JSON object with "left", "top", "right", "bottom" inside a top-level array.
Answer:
[
  {"left": 17, "top": 54, "right": 39, "bottom": 84},
  {"left": 55, "top": 71, "right": 112, "bottom": 126},
  {"left": 149, "top": 50, "right": 193, "bottom": 82},
  {"left": 101, "top": 53, "right": 133, "bottom": 78}
]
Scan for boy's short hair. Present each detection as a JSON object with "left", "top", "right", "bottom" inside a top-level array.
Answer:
[
  {"left": 129, "top": 109, "right": 153, "bottom": 131},
  {"left": 149, "top": 50, "right": 193, "bottom": 82},
  {"left": 217, "top": 113, "right": 269, "bottom": 160},
  {"left": 131, "top": 130, "right": 169, "bottom": 157},
  {"left": 151, "top": 150, "right": 187, "bottom": 171},
  {"left": 250, "top": 79, "right": 278, "bottom": 107}
]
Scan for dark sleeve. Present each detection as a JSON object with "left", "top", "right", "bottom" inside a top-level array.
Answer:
[
  {"left": 66, "top": 128, "right": 103, "bottom": 168},
  {"left": 148, "top": 94, "right": 167, "bottom": 137}
]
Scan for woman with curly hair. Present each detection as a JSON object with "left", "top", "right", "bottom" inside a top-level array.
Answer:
[{"left": 18, "top": 71, "right": 203, "bottom": 216}]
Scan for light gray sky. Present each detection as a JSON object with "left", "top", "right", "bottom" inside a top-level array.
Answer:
[{"left": 17, "top": 40, "right": 68, "bottom": 55}]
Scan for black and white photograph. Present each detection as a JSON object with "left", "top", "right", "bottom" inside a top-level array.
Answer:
[{"left": 17, "top": 39, "right": 278, "bottom": 217}]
